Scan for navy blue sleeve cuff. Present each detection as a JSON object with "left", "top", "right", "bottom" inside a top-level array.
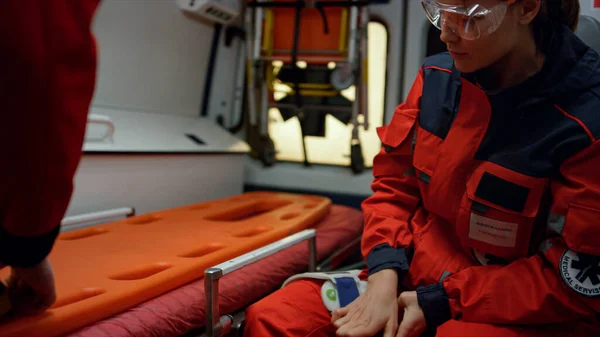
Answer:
[
  {"left": 0, "top": 224, "right": 61, "bottom": 268},
  {"left": 416, "top": 283, "right": 452, "bottom": 331},
  {"left": 366, "top": 243, "right": 410, "bottom": 276}
]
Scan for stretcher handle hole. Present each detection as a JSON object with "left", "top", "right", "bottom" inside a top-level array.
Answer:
[
  {"left": 281, "top": 212, "right": 300, "bottom": 220},
  {"left": 304, "top": 203, "right": 318, "bottom": 209},
  {"left": 58, "top": 227, "right": 109, "bottom": 241},
  {"left": 127, "top": 214, "right": 161, "bottom": 225},
  {"left": 232, "top": 226, "right": 273, "bottom": 238},
  {"left": 51, "top": 288, "right": 106, "bottom": 309},
  {"left": 108, "top": 262, "right": 173, "bottom": 281},
  {"left": 205, "top": 199, "right": 293, "bottom": 222},
  {"left": 178, "top": 243, "right": 226, "bottom": 258}
]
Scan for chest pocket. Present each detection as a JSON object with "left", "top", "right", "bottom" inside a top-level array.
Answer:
[
  {"left": 456, "top": 162, "right": 549, "bottom": 261},
  {"left": 373, "top": 107, "right": 419, "bottom": 177}
]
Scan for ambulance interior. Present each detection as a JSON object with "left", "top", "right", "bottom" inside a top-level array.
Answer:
[{"left": 1, "top": 1, "right": 599, "bottom": 337}]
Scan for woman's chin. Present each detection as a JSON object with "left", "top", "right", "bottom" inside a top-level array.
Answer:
[{"left": 452, "top": 58, "right": 475, "bottom": 73}]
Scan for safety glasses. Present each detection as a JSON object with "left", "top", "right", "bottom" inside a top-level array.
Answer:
[{"left": 421, "top": 0, "right": 517, "bottom": 40}]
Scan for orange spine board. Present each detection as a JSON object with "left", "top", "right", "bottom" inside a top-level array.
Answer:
[{"left": 0, "top": 191, "right": 331, "bottom": 337}]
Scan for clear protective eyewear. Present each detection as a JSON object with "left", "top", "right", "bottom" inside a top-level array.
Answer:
[{"left": 421, "top": 0, "right": 516, "bottom": 40}]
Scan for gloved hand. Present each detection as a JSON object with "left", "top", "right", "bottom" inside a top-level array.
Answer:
[{"left": 5, "top": 258, "right": 57, "bottom": 315}]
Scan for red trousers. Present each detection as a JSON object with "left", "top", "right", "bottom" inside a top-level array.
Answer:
[
  {"left": 244, "top": 279, "right": 583, "bottom": 337},
  {"left": 244, "top": 213, "right": 596, "bottom": 337}
]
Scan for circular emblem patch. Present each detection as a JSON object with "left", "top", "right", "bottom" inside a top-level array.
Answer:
[{"left": 559, "top": 249, "right": 600, "bottom": 298}]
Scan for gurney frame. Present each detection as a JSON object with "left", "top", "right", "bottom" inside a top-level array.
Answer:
[{"left": 204, "top": 229, "right": 317, "bottom": 337}]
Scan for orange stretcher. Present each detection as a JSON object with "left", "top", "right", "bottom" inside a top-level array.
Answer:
[{"left": 0, "top": 191, "right": 331, "bottom": 337}]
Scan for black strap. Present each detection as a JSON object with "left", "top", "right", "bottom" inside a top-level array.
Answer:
[{"left": 315, "top": 3, "right": 329, "bottom": 35}]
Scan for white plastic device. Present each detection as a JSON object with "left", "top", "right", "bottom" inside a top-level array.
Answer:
[{"left": 177, "top": 0, "right": 241, "bottom": 24}]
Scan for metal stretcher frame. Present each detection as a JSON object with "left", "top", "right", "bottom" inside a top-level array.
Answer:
[
  {"left": 204, "top": 229, "right": 317, "bottom": 337},
  {"left": 197, "top": 227, "right": 364, "bottom": 337},
  {"left": 244, "top": 0, "right": 370, "bottom": 173}
]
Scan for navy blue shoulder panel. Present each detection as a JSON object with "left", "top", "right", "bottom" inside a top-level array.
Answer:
[
  {"left": 475, "top": 101, "right": 593, "bottom": 178},
  {"left": 558, "top": 87, "right": 600, "bottom": 141},
  {"left": 422, "top": 52, "right": 454, "bottom": 70},
  {"left": 419, "top": 52, "right": 461, "bottom": 140}
]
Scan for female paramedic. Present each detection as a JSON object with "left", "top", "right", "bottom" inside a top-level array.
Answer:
[
  {"left": 0, "top": 1, "right": 100, "bottom": 315},
  {"left": 245, "top": 0, "right": 600, "bottom": 336}
]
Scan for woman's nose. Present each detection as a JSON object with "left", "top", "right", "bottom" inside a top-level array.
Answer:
[{"left": 439, "top": 20, "right": 460, "bottom": 44}]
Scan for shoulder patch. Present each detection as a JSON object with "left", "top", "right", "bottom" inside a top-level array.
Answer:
[{"left": 559, "top": 249, "right": 600, "bottom": 297}]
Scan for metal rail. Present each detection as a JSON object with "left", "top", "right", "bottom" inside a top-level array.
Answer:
[
  {"left": 60, "top": 207, "right": 135, "bottom": 232},
  {"left": 204, "top": 229, "right": 317, "bottom": 337},
  {"left": 86, "top": 113, "right": 115, "bottom": 142}
]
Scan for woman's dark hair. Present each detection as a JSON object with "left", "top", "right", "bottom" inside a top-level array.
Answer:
[{"left": 531, "top": 0, "right": 581, "bottom": 48}]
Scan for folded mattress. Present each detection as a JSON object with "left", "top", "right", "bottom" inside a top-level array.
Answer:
[{"left": 66, "top": 204, "right": 363, "bottom": 337}]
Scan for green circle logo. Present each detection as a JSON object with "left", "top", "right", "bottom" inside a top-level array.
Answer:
[{"left": 326, "top": 289, "right": 337, "bottom": 301}]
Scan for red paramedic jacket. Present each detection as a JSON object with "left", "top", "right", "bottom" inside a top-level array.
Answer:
[
  {"left": 362, "top": 24, "right": 600, "bottom": 333},
  {"left": 0, "top": 1, "right": 100, "bottom": 267}
]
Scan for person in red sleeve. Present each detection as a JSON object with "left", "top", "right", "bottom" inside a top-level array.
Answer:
[
  {"left": 0, "top": 1, "right": 100, "bottom": 315},
  {"left": 244, "top": 0, "right": 600, "bottom": 336}
]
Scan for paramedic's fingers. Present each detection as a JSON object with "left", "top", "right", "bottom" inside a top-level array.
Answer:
[
  {"left": 334, "top": 291, "right": 398, "bottom": 337},
  {"left": 6, "top": 258, "right": 56, "bottom": 315},
  {"left": 333, "top": 269, "right": 399, "bottom": 337},
  {"left": 383, "top": 310, "right": 399, "bottom": 337},
  {"left": 331, "top": 269, "right": 396, "bottom": 326},
  {"left": 396, "top": 292, "right": 426, "bottom": 337},
  {"left": 332, "top": 306, "right": 350, "bottom": 322}
]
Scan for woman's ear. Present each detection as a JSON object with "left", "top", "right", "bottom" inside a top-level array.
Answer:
[{"left": 517, "top": 0, "right": 542, "bottom": 25}]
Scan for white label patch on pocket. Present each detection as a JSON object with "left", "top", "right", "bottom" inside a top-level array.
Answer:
[{"left": 469, "top": 213, "right": 518, "bottom": 248}]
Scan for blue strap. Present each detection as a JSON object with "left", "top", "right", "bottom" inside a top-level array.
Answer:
[{"left": 335, "top": 277, "right": 360, "bottom": 307}]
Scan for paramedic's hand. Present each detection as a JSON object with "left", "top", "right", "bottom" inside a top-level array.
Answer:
[
  {"left": 396, "top": 291, "right": 426, "bottom": 337},
  {"left": 5, "top": 258, "right": 57, "bottom": 315},
  {"left": 332, "top": 269, "right": 399, "bottom": 337}
]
